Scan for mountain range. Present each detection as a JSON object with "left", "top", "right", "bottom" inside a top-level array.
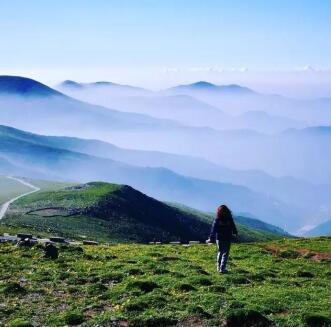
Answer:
[
  {"left": 1, "top": 75, "right": 331, "bottom": 234},
  {"left": 1, "top": 76, "right": 331, "bottom": 183},
  {"left": 0, "top": 124, "right": 299, "bottom": 230}
]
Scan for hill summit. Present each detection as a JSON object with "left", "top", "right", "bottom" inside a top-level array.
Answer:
[{"left": 0, "top": 75, "right": 62, "bottom": 97}]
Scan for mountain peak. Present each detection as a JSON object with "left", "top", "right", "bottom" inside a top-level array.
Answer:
[
  {"left": 61, "top": 80, "right": 84, "bottom": 89},
  {"left": 0, "top": 75, "right": 62, "bottom": 97},
  {"left": 189, "top": 81, "right": 218, "bottom": 89},
  {"left": 169, "top": 81, "right": 255, "bottom": 94}
]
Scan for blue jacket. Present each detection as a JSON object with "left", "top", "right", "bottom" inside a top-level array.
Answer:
[{"left": 209, "top": 218, "right": 238, "bottom": 241}]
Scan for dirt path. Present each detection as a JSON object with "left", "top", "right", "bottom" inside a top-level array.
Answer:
[{"left": 0, "top": 176, "right": 40, "bottom": 220}]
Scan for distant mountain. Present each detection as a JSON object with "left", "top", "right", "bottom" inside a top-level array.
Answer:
[
  {"left": 0, "top": 75, "right": 179, "bottom": 135},
  {"left": 163, "top": 81, "right": 331, "bottom": 126},
  {"left": 304, "top": 220, "right": 331, "bottom": 237},
  {"left": 58, "top": 79, "right": 150, "bottom": 96},
  {"left": 60, "top": 80, "right": 85, "bottom": 89},
  {"left": 165, "top": 81, "right": 256, "bottom": 95},
  {"left": 3, "top": 181, "right": 288, "bottom": 243},
  {"left": 2, "top": 124, "right": 331, "bottom": 232},
  {"left": 282, "top": 126, "right": 331, "bottom": 137},
  {"left": 0, "top": 75, "right": 62, "bottom": 97},
  {"left": 0, "top": 125, "right": 298, "bottom": 229}
]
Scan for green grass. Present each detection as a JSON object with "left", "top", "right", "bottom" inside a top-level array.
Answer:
[
  {"left": 10, "top": 182, "right": 121, "bottom": 210},
  {"left": 22, "top": 178, "right": 76, "bottom": 192},
  {"left": 2, "top": 181, "right": 287, "bottom": 244},
  {"left": 0, "top": 238, "right": 330, "bottom": 326}
]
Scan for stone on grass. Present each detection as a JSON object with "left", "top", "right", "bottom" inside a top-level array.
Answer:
[
  {"left": 82, "top": 240, "right": 99, "bottom": 245},
  {"left": 44, "top": 243, "right": 59, "bottom": 259}
]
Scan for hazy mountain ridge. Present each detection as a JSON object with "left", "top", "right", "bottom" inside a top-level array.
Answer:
[
  {"left": 164, "top": 81, "right": 257, "bottom": 95},
  {"left": 1, "top": 76, "right": 330, "bottom": 185},
  {"left": 0, "top": 75, "right": 63, "bottom": 97},
  {"left": 304, "top": 220, "right": 331, "bottom": 237},
  {"left": 0, "top": 124, "right": 301, "bottom": 230},
  {"left": 1, "top": 76, "right": 331, "bottom": 232}
]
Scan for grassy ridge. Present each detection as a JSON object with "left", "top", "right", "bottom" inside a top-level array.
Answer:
[
  {"left": 0, "top": 238, "right": 330, "bottom": 326},
  {"left": 2, "top": 182, "right": 288, "bottom": 243}
]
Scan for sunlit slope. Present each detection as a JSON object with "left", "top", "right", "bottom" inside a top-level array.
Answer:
[
  {"left": 2, "top": 181, "right": 287, "bottom": 243},
  {"left": 0, "top": 237, "right": 330, "bottom": 326}
]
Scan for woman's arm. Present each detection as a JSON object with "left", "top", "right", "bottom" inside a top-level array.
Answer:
[{"left": 207, "top": 219, "right": 217, "bottom": 242}]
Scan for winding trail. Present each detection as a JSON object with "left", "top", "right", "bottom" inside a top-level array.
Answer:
[{"left": 0, "top": 176, "right": 40, "bottom": 220}]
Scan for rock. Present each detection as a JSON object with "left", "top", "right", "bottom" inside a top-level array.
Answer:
[
  {"left": 82, "top": 240, "right": 99, "bottom": 245},
  {"left": 44, "top": 243, "right": 59, "bottom": 259},
  {"left": 17, "top": 233, "right": 33, "bottom": 240},
  {"left": 16, "top": 238, "right": 35, "bottom": 247},
  {"left": 49, "top": 236, "right": 66, "bottom": 243}
]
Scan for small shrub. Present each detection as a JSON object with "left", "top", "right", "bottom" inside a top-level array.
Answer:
[
  {"left": 126, "top": 280, "right": 159, "bottom": 293},
  {"left": 8, "top": 319, "right": 33, "bottom": 327},
  {"left": 188, "top": 305, "right": 212, "bottom": 318},
  {"left": 209, "top": 285, "right": 226, "bottom": 293},
  {"left": 225, "top": 309, "right": 271, "bottom": 327},
  {"left": 61, "top": 245, "right": 84, "bottom": 254},
  {"left": 3, "top": 282, "right": 27, "bottom": 295},
  {"left": 278, "top": 250, "right": 300, "bottom": 259},
  {"left": 226, "top": 276, "right": 250, "bottom": 285},
  {"left": 64, "top": 311, "right": 85, "bottom": 325},
  {"left": 194, "top": 267, "right": 209, "bottom": 275},
  {"left": 101, "top": 272, "right": 124, "bottom": 283},
  {"left": 176, "top": 283, "right": 196, "bottom": 292},
  {"left": 67, "top": 286, "right": 80, "bottom": 294},
  {"left": 297, "top": 271, "right": 314, "bottom": 278},
  {"left": 227, "top": 301, "right": 245, "bottom": 309},
  {"left": 303, "top": 314, "right": 331, "bottom": 327},
  {"left": 189, "top": 276, "right": 212, "bottom": 286},
  {"left": 152, "top": 268, "right": 169, "bottom": 275},
  {"left": 249, "top": 273, "right": 265, "bottom": 282},
  {"left": 127, "top": 268, "right": 144, "bottom": 276},
  {"left": 303, "top": 252, "right": 315, "bottom": 259},
  {"left": 87, "top": 282, "right": 107, "bottom": 295},
  {"left": 125, "top": 301, "right": 147, "bottom": 312}
]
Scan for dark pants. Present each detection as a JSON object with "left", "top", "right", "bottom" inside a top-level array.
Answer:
[{"left": 216, "top": 240, "right": 231, "bottom": 272}]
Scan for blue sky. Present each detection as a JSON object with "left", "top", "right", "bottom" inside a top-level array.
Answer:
[{"left": 1, "top": 0, "right": 331, "bottom": 96}]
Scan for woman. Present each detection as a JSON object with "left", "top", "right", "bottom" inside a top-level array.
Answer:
[{"left": 206, "top": 205, "right": 238, "bottom": 273}]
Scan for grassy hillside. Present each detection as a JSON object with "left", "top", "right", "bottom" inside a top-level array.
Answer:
[
  {"left": 0, "top": 238, "right": 330, "bottom": 326},
  {"left": 1, "top": 181, "right": 286, "bottom": 243}
]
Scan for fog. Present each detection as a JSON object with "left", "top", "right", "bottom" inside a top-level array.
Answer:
[{"left": 1, "top": 76, "right": 331, "bottom": 234}]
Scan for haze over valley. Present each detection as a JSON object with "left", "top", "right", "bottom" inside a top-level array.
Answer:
[{"left": 1, "top": 75, "right": 331, "bottom": 234}]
